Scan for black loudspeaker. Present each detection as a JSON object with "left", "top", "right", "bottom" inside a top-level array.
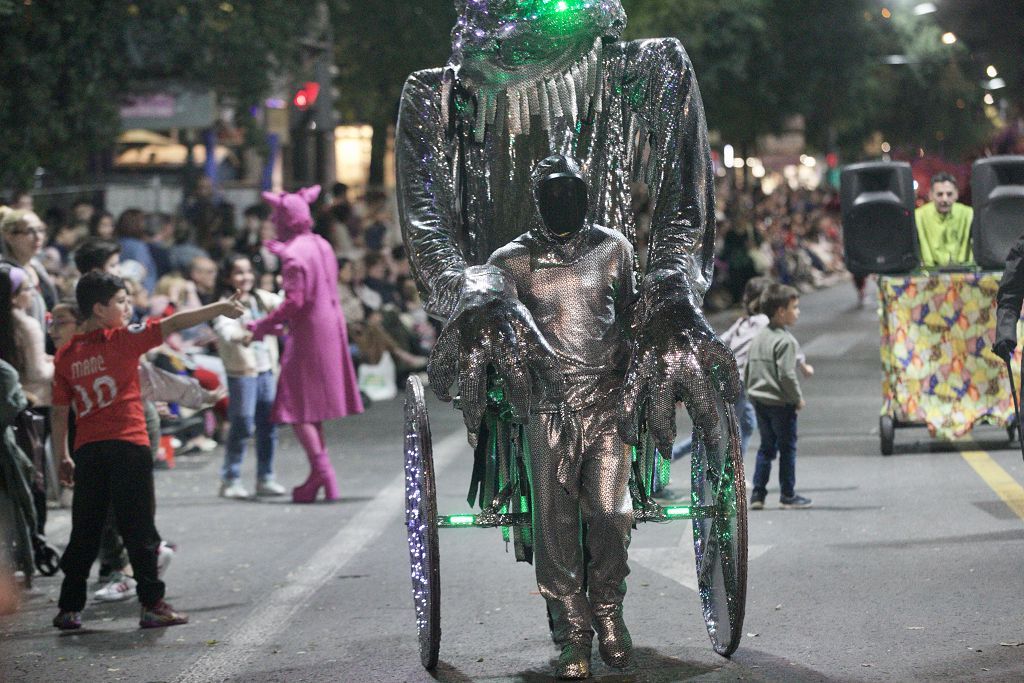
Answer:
[
  {"left": 840, "top": 161, "right": 919, "bottom": 274},
  {"left": 971, "top": 155, "right": 1024, "bottom": 269}
]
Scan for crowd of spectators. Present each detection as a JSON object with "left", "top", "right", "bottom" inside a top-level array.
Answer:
[
  {"left": 1, "top": 177, "right": 849, "bottom": 424},
  {"left": 705, "top": 181, "right": 849, "bottom": 310},
  {"left": 1, "top": 182, "right": 434, "bottom": 411}
]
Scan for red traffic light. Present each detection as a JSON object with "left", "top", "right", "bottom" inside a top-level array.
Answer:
[
  {"left": 826, "top": 152, "right": 839, "bottom": 169},
  {"left": 293, "top": 82, "right": 321, "bottom": 111}
]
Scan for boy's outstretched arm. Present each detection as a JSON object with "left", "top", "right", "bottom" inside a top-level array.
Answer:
[{"left": 160, "top": 291, "right": 246, "bottom": 337}]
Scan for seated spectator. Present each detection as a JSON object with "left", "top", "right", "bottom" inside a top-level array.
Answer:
[
  {"left": 74, "top": 238, "right": 121, "bottom": 276},
  {"left": 349, "top": 309, "right": 426, "bottom": 397},
  {"left": 361, "top": 252, "right": 399, "bottom": 309},
  {"left": 70, "top": 200, "right": 95, "bottom": 226},
  {"left": 182, "top": 176, "right": 235, "bottom": 253},
  {"left": 237, "top": 205, "right": 264, "bottom": 256},
  {"left": 337, "top": 257, "right": 366, "bottom": 326},
  {"left": 168, "top": 219, "right": 210, "bottom": 274},
  {"left": 145, "top": 213, "right": 174, "bottom": 280},
  {"left": 916, "top": 172, "right": 974, "bottom": 269},
  {"left": 152, "top": 274, "right": 202, "bottom": 318},
  {"left": 390, "top": 245, "right": 414, "bottom": 294},
  {"left": 361, "top": 190, "right": 392, "bottom": 252},
  {"left": 87, "top": 211, "right": 115, "bottom": 240},
  {"left": 51, "top": 219, "right": 87, "bottom": 262},
  {"left": 115, "top": 209, "right": 158, "bottom": 293},
  {"left": 188, "top": 256, "right": 219, "bottom": 306}
]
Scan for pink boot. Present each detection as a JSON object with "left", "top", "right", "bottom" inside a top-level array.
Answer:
[{"left": 292, "top": 452, "right": 340, "bottom": 503}]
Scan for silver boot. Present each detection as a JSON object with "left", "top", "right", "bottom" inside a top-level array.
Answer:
[
  {"left": 593, "top": 605, "right": 632, "bottom": 668},
  {"left": 556, "top": 639, "right": 592, "bottom": 680}
]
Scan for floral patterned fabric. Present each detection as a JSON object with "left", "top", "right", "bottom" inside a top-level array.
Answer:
[{"left": 879, "top": 272, "right": 1020, "bottom": 440}]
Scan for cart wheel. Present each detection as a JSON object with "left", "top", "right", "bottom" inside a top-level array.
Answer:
[
  {"left": 404, "top": 375, "right": 441, "bottom": 670},
  {"left": 879, "top": 416, "right": 895, "bottom": 456},
  {"left": 691, "top": 397, "right": 747, "bottom": 657}
]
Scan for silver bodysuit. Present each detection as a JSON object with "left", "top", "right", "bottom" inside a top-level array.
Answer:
[{"left": 488, "top": 221, "right": 637, "bottom": 644}]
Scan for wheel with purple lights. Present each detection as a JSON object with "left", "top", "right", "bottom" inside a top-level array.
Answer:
[
  {"left": 691, "top": 394, "right": 748, "bottom": 657},
  {"left": 404, "top": 375, "right": 441, "bottom": 669}
]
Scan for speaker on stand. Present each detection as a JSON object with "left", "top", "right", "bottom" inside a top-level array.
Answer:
[
  {"left": 971, "top": 155, "right": 1024, "bottom": 270},
  {"left": 840, "top": 161, "right": 919, "bottom": 275}
]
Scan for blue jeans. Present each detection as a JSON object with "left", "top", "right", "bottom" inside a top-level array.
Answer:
[
  {"left": 751, "top": 402, "right": 798, "bottom": 499},
  {"left": 222, "top": 371, "right": 278, "bottom": 482},
  {"left": 670, "top": 388, "right": 758, "bottom": 460}
]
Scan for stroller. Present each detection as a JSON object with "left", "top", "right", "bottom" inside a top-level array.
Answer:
[{"left": 1, "top": 406, "right": 60, "bottom": 588}]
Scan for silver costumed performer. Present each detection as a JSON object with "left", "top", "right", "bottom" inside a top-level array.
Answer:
[
  {"left": 489, "top": 155, "right": 637, "bottom": 673},
  {"left": 396, "top": 2, "right": 741, "bottom": 678}
]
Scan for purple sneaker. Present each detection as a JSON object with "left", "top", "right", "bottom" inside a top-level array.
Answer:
[
  {"left": 53, "top": 610, "right": 82, "bottom": 630},
  {"left": 139, "top": 600, "right": 189, "bottom": 629}
]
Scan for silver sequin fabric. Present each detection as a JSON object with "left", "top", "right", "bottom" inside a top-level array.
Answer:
[
  {"left": 397, "top": 37, "right": 716, "bottom": 320},
  {"left": 397, "top": 4, "right": 731, "bottom": 652}
]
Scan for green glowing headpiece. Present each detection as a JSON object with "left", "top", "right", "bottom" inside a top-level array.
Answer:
[{"left": 451, "top": 0, "right": 626, "bottom": 89}]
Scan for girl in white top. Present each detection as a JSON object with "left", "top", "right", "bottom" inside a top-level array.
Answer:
[{"left": 211, "top": 255, "right": 284, "bottom": 499}]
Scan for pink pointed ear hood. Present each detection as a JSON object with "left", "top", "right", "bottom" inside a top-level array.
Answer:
[{"left": 262, "top": 184, "right": 321, "bottom": 239}]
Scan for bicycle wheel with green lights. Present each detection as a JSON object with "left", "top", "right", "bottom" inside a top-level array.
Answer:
[
  {"left": 403, "top": 375, "right": 441, "bottom": 669},
  {"left": 690, "top": 392, "right": 748, "bottom": 657}
]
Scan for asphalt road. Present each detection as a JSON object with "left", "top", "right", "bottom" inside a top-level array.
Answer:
[{"left": 3, "top": 278, "right": 1024, "bottom": 682}]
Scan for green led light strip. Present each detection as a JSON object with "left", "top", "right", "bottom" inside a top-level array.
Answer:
[{"left": 438, "top": 512, "right": 533, "bottom": 529}]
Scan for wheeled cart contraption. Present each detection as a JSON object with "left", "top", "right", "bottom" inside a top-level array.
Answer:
[{"left": 403, "top": 375, "right": 748, "bottom": 669}]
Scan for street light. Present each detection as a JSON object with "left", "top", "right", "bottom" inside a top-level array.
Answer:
[
  {"left": 986, "top": 65, "right": 999, "bottom": 78},
  {"left": 913, "top": 3, "right": 937, "bottom": 15},
  {"left": 984, "top": 94, "right": 995, "bottom": 105},
  {"left": 941, "top": 32, "right": 957, "bottom": 45},
  {"left": 723, "top": 144, "right": 735, "bottom": 168}
]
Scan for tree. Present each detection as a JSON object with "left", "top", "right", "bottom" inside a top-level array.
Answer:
[
  {"left": 0, "top": 1, "right": 318, "bottom": 190},
  {"left": 331, "top": 0, "right": 455, "bottom": 185},
  {"left": 855, "top": 8, "right": 992, "bottom": 159},
  {"left": 623, "top": 0, "right": 993, "bottom": 161},
  {"left": 937, "top": 0, "right": 1023, "bottom": 118},
  {"left": 623, "top": 0, "right": 784, "bottom": 152}
]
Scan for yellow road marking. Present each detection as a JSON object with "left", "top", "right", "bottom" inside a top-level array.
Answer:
[{"left": 961, "top": 450, "right": 1024, "bottom": 521}]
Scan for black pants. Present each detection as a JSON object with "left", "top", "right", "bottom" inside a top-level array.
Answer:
[{"left": 58, "top": 440, "right": 164, "bottom": 611}]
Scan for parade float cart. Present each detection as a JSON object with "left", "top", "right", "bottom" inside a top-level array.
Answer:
[
  {"left": 877, "top": 270, "right": 1019, "bottom": 455},
  {"left": 403, "top": 374, "right": 748, "bottom": 669}
]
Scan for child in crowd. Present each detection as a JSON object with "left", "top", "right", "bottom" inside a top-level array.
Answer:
[
  {"left": 745, "top": 283, "right": 813, "bottom": 510},
  {"left": 665, "top": 277, "right": 773, "bottom": 466},
  {"left": 212, "top": 255, "right": 285, "bottom": 499},
  {"left": 51, "top": 271, "right": 245, "bottom": 630}
]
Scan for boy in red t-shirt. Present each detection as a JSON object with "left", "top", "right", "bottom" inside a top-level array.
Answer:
[{"left": 51, "top": 271, "right": 244, "bottom": 630}]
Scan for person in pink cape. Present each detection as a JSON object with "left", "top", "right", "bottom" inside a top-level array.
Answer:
[{"left": 248, "top": 185, "right": 364, "bottom": 503}]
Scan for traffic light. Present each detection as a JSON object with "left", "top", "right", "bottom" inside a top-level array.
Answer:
[{"left": 293, "top": 82, "right": 321, "bottom": 111}]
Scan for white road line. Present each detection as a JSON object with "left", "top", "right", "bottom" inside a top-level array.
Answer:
[
  {"left": 800, "top": 331, "right": 869, "bottom": 358},
  {"left": 631, "top": 530, "right": 771, "bottom": 592},
  {"left": 174, "top": 429, "right": 469, "bottom": 683}
]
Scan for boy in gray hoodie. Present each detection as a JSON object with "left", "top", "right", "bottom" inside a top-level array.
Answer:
[{"left": 745, "top": 283, "right": 812, "bottom": 509}]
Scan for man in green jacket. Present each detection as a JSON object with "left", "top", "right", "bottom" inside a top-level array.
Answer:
[{"left": 916, "top": 172, "right": 974, "bottom": 268}]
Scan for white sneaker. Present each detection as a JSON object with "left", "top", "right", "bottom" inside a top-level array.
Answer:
[
  {"left": 94, "top": 574, "right": 137, "bottom": 602},
  {"left": 256, "top": 479, "right": 287, "bottom": 496},
  {"left": 219, "top": 480, "right": 250, "bottom": 499},
  {"left": 156, "top": 541, "right": 176, "bottom": 578}
]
